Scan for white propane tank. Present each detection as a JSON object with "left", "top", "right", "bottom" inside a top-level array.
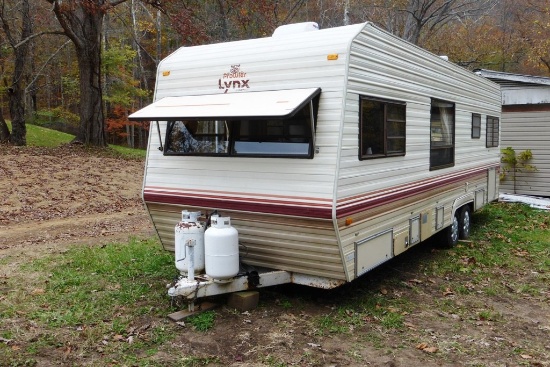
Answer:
[
  {"left": 205, "top": 216, "right": 239, "bottom": 280},
  {"left": 174, "top": 210, "right": 205, "bottom": 274}
]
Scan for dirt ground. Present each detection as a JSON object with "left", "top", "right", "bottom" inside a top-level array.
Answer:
[{"left": 1, "top": 145, "right": 549, "bottom": 367}]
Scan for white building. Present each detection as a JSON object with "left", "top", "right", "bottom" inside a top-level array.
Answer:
[{"left": 476, "top": 69, "right": 550, "bottom": 197}]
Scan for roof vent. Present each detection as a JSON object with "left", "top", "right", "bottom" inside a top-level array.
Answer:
[{"left": 272, "top": 22, "right": 319, "bottom": 37}]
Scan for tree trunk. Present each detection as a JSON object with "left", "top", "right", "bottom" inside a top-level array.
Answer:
[
  {"left": 0, "top": 109, "right": 10, "bottom": 143},
  {"left": 49, "top": 0, "right": 108, "bottom": 147},
  {"left": 6, "top": 0, "right": 33, "bottom": 146},
  {"left": 7, "top": 85, "right": 27, "bottom": 146},
  {"left": 76, "top": 43, "right": 107, "bottom": 146}
]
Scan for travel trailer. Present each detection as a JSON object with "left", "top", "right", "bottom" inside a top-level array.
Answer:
[{"left": 129, "top": 22, "right": 501, "bottom": 305}]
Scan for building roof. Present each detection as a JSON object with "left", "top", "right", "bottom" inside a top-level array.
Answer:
[
  {"left": 474, "top": 69, "right": 550, "bottom": 87},
  {"left": 474, "top": 69, "right": 550, "bottom": 105}
]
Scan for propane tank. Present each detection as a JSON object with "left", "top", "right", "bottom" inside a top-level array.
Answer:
[
  {"left": 205, "top": 216, "right": 239, "bottom": 280},
  {"left": 174, "top": 210, "right": 205, "bottom": 274}
]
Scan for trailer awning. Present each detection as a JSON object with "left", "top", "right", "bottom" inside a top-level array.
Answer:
[{"left": 128, "top": 88, "right": 321, "bottom": 121}]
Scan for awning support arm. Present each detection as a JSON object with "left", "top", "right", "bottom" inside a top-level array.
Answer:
[{"left": 156, "top": 121, "right": 164, "bottom": 151}]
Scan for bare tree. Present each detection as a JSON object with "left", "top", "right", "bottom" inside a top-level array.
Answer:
[
  {"left": 402, "top": 0, "right": 498, "bottom": 44},
  {"left": 357, "top": 0, "right": 497, "bottom": 45}
]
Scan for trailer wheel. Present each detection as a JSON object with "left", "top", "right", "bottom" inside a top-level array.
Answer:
[
  {"left": 459, "top": 205, "right": 471, "bottom": 240},
  {"left": 443, "top": 211, "right": 460, "bottom": 248}
]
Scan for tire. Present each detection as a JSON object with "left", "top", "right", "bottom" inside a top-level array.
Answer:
[
  {"left": 443, "top": 211, "right": 460, "bottom": 248},
  {"left": 459, "top": 205, "right": 472, "bottom": 240}
]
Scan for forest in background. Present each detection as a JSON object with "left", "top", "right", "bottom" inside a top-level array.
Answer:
[{"left": 1, "top": 0, "right": 549, "bottom": 148}]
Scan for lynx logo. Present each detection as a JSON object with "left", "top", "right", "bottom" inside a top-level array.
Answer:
[{"left": 218, "top": 64, "right": 250, "bottom": 93}]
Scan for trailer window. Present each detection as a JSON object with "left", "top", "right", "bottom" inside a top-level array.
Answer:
[
  {"left": 430, "top": 99, "right": 455, "bottom": 170},
  {"left": 165, "top": 120, "right": 229, "bottom": 154},
  {"left": 472, "top": 113, "right": 481, "bottom": 139},
  {"left": 163, "top": 98, "right": 318, "bottom": 158},
  {"left": 231, "top": 118, "right": 311, "bottom": 157},
  {"left": 486, "top": 116, "right": 499, "bottom": 147},
  {"left": 360, "top": 97, "right": 406, "bottom": 159}
]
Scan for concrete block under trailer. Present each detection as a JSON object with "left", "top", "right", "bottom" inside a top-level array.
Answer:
[{"left": 128, "top": 22, "right": 501, "bottom": 307}]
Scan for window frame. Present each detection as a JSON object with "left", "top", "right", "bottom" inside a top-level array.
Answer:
[
  {"left": 359, "top": 96, "right": 407, "bottom": 160},
  {"left": 471, "top": 113, "right": 481, "bottom": 139},
  {"left": 429, "top": 98, "right": 455, "bottom": 170},
  {"left": 486, "top": 115, "right": 499, "bottom": 148},
  {"left": 163, "top": 95, "right": 320, "bottom": 159}
]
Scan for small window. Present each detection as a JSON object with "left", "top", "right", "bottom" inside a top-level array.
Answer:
[
  {"left": 486, "top": 116, "right": 499, "bottom": 147},
  {"left": 360, "top": 97, "right": 406, "bottom": 159},
  {"left": 472, "top": 113, "right": 481, "bottom": 139},
  {"left": 430, "top": 99, "right": 455, "bottom": 170}
]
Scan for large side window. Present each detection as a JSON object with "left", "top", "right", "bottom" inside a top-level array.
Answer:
[
  {"left": 360, "top": 97, "right": 406, "bottom": 159},
  {"left": 486, "top": 116, "right": 499, "bottom": 148},
  {"left": 164, "top": 97, "right": 318, "bottom": 158},
  {"left": 430, "top": 99, "right": 455, "bottom": 170}
]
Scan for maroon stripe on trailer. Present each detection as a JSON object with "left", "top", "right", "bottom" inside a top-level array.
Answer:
[
  {"left": 143, "top": 191, "right": 334, "bottom": 219},
  {"left": 144, "top": 164, "right": 498, "bottom": 220},
  {"left": 335, "top": 165, "right": 496, "bottom": 218}
]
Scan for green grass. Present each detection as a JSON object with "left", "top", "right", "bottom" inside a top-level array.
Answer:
[
  {"left": 109, "top": 143, "right": 147, "bottom": 159},
  {"left": 429, "top": 202, "right": 550, "bottom": 282},
  {"left": 315, "top": 294, "right": 408, "bottom": 335},
  {"left": 6, "top": 121, "right": 75, "bottom": 147},
  {"left": 23, "top": 238, "right": 174, "bottom": 326},
  {"left": 0, "top": 237, "right": 180, "bottom": 366},
  {"left": 187, "top": 310, "right": 216, "bottom": 331},
  {"left": 5, "top": 121, "right": 146, "bottom": 158}
]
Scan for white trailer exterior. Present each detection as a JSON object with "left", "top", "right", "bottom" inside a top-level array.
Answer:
[{"left": 130, "top": 22, "right": 501, "bottom": 292}]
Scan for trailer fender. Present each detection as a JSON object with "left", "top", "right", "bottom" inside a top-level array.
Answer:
[{"left": 452, "top": 194, "right": 474, "bottom": 216}]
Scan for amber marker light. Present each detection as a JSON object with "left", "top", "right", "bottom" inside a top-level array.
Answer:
[
  {"left": 162, "top": 71, "right": 171, "bottom": 77},
  {"left": 345, "top": 217, "right": 353, "bottom": 226},
  {"left": 327, "top": 54, "right": 339, "bottom": 60}
]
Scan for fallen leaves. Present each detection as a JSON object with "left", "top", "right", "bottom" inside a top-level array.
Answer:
[
  {"left": 31, "top": 288, "right": 45, "bottom": 295},
  {"left": 416, "top": 342, "right": 438, "bottom": 354},
  {"left": 99, "top": 322, "right": 153, "bottom": 349},
  {"left": 443, "top": 287, "right": 454, "bottom": 297},
  {"left": 0, "top": 145, "right": 144, "bottom": 228},
  {"left": 513, "top": 248, "right": 530, "bottom": 257}
]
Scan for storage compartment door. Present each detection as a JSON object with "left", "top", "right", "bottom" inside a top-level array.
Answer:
[{"left": 355, "top": 230, "right": 393, "bottom": 277}]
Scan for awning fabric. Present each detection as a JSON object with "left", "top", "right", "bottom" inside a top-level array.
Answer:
[{"left": 128, "top": 88, "right": 321, "bottom": 121}]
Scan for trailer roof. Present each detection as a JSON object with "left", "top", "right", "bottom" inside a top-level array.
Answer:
[{"left": 129, "top": 88, "right": 321, "bottom": 121}]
